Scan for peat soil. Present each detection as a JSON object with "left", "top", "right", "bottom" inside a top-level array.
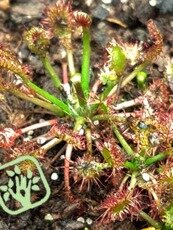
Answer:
[{"left": 0, "top": 0, "right": 173, "bottom": 229}]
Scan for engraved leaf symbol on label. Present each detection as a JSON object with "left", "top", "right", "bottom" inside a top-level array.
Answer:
[
  {"left": 14, "top": 165, "right": 21, "bottom": 175},
  {"left": 6, "top": 170, "right": 15, "bottom": 177},
  {"left": 3, "top": 192, "right": 10, "bottom": 202},
  {"left": 32, "top": 176, "right": 40, "bottom": 184},
  {"left": 32, "top": 185, "right": 40, "bottom": 191},
  {"left": 0, "top": 185, "right": 8, "bottom": 192},
  {"left": 27, "top": 169, "right": 33, "bottom": 179},
  {"left": 8, "top": 178, "right": 14, "bottom": 188}
]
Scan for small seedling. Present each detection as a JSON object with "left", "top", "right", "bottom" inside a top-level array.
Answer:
[{"left": 0, "top": 156, "right": 50, "bottom": 215}]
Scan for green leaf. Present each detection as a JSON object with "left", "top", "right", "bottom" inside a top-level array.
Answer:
[
  {"left": 99, "top": 102, "right": 108, "bottom": 114},
  {"left": 27, "top": 169, "right": 33, "bottom": 179},
  {"left": 124, "top": 159, "right": 140, "bottom": 171},
  {"left": 8, "top": 179, "right": 14, "bottom": 188},
  {"left": 136, "top": 71, "right": 147, "bottom": 89},
  {"left": 32, "top": 176, "right": 40, "bottom": 184},
  {"left": 0, "top": 185, "right": 8, "bottom": 192},
  {"left": 6, "top": 170, "right": 15, "bottom": 177},
  {"left": 81, "top": 27, "right": 91, "bottom": 99},
  {"left": 31, "top": 185, "right": 40, "bottom": 191},
  {"left": 109, "top": 45, "right": 126, "bottom": 75},
  {"left": 14, "top": 165, "right": 21, "bottom": 175},
  {"left": 3, "top": 192, "right": 10, "bottom": 202},
  {"left": 101, "top": 147, "right": 113, "bottom": 167},
  {"left": 21, "top": 175, "right": 27, "bottom": 190}
]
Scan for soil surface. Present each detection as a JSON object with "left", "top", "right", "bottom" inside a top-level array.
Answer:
[{"left": 0, "top": 0, "right": 173, "bottom": 229}]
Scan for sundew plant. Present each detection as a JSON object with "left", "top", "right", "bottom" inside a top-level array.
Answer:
[{"left": 0, "top": 0, "right": 173, "bottom": 229}]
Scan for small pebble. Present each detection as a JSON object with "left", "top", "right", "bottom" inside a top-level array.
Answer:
[
  {"left": 142, "top": 172, "right": 150, "bottom": 182},
  {"left": 13, "top": 75, "right": 23, "bottom": 86},
  {"left": 23, "top": 136, "right": 32, "bottom": 142},
  {"left": 27, "top": 130, "right": 34, "bottom": 136},
  {"left": 86, "top": 218, "right": 93, "bottom": 225},
  {"left": 138, "top": 121, "right": 148, "bottom": 130},
  {"left": 18, "top": 44, "right": 30, "bottom": 60},
  {"left": 149, "top": 0, "right": 157, "bottom": 6},
  {"left": 65, "top": 220, "right": 85, "bottom": 229},
  {"left": 93, "top": 120, "right": 99, "bottom": 125},
  {"left": 79, "top": 128, "right": 84, "bottom": 135},
  {"left": 97, "top": 22, "right": 106, "bottom": 30},
  {"left": 44, "top": 213, "right": 54, "bottom": 221},
  {"left": 85, "top": 0, "right": 94, "bottom": 6},
  {"left": 120, "top": 0, "right": 129, "bottom": 3},
  {"left": 148, "top": 132, "right": 160, "bottom": 146},
  {"left": 77, "top": 217, "right": 85, "bottom": 223},
  {"left": 37, "top": 136, "right": 47, "bottom": 145},
  {"left": 102, "top": 0, "right": 112, "bottom": 4},
  {"left": 39, "top": 119, "right": 45, "bottom": 123},
  {"left": 51, "top": 172, "right": 59, "bottom": 181},
  {"left": 62, "top": 83, "right": 71, "bottom": 95},
  {"left": 60, "top": 155, "right": 65, "bottom": 160}
]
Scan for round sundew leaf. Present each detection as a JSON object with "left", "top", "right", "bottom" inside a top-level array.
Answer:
[
  {"left": 0, "top": 185, "right": 8, "bottom": 192},
  {"left": 6, "top": 170, "right": 15, "bottom": 177},
  {"left": 14, "top": 165, "right": 21, "bottom": 175},
  {"left": 3, "top": 191, "right": 10, "bottom": 202},
  {"left": 27, "top": 169, "right": 33, "bottom": 179},
  {"left": 32, "top": 176, "right": 40, "bottom": 184},
  {"left": 8, "top": 178, "right": 14, "bottom": 188},
  {"left": 31, "top": 185, "right": 40, "bottom": 191}
]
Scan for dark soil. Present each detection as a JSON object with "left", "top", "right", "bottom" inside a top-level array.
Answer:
[{"left": 0, "top": 0, "right": 173, "bottom": 229}]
